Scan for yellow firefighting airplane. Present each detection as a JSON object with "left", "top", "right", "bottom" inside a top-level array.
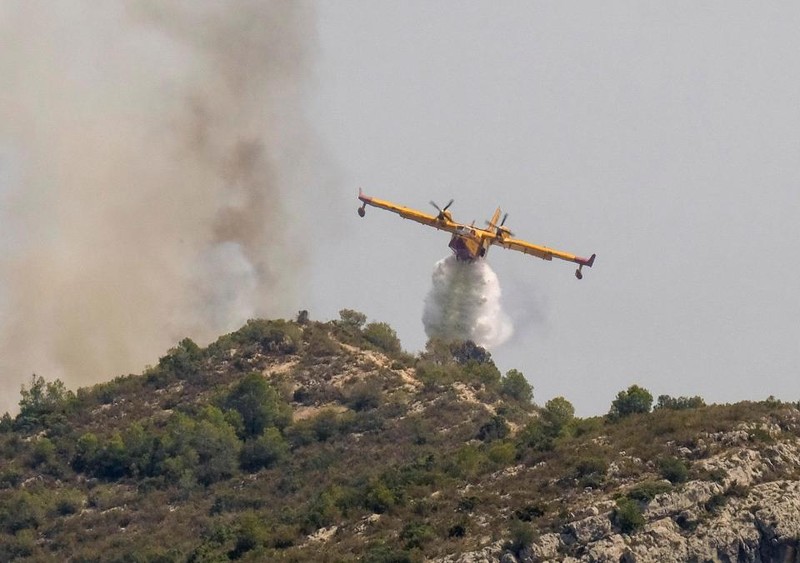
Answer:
[{"left": 358, "top": 190, "right": 596, "bottom": 279}]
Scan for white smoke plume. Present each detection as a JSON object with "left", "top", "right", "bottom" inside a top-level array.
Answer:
[
  {"left": 0, "top": 2, "right": 318, "bottom": 413},
  {"left": 422, "top": 256, "right": 514, "bottom": 348}
]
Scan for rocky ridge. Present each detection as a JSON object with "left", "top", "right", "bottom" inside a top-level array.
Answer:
[
  {"left": 2, "top": 316, "right": 800, "bottom": 562},
  {"left": 445, "top": 415, "right": 800, "bottom": 563}
]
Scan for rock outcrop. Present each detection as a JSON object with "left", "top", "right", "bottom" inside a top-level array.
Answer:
[
  {"left": 446, "top": 421, "right": 800, "bottom": 563},
  {"left": 520, "top": 427, "right": 800, "bottom": 563}
]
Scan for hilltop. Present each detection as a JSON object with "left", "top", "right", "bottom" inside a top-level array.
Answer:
[{"left": 1, "top": 312, "right": 799, "bottom": 562}]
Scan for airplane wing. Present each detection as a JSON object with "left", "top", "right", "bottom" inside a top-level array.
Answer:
[
  {"left": 358, "top": 190, "right": 464, "bottom": 235},
  {"left": 499, "top": 236, "right": 596, "bottom": 268}
]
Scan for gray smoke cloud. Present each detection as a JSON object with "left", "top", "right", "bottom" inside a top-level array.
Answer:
[
  {"left": 422, "top": 256, "right": 513, "bottom": 348},
  {"left": 0, "top": 1, "right": 317, "bottom": 413}
]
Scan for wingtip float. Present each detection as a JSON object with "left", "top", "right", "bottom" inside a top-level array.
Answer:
[{"left": 357, "top": 189, "right": 596, "bottom": 280}]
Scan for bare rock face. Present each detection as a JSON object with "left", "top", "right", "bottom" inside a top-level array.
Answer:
[
  {"left": 516, "top": 481, "right": 800, "bottom": 562},
  {"left": 523, "top": 533, "right": 561, "bottom": 561},
  {"left": 644, "top": 480, "right": 722, "bottom": 520},
  {"left": 564, "top": 514, "right": 614, "bottom": 544},
  {"left": 435, "top": 540, "right": 504, "bottom": 563},
  {"left": 517, "top": 428, "right": 800, "bottom": 563},
  {"left": 432, "top": 414, "right": 800, "bottom": 563},
  {"left": 750, "top": 481, "right": 800, "bottom": 562}
]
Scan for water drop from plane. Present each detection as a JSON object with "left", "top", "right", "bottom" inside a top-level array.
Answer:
[{"left": 422, "top": 256, "right": 513, "bottom": 348}]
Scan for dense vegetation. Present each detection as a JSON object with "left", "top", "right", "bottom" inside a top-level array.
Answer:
[{"left": 0, "top": 312, "right": 797, "bottom": 562}]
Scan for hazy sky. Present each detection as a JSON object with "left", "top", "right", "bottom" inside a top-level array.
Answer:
[
  {"left": 1, "top": 3, "right": 799, "bottom": 416},
  {"left": 307, "top": 2, "right": 800, "bottom": 415}
]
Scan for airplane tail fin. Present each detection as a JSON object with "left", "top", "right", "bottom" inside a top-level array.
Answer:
[{"left": 486, "top": 207, "right": 502, "bottom": 231}]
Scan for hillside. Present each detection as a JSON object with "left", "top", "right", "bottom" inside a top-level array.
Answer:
[{"left": 1, "top": 313, "right": 799, "bottom": 562}]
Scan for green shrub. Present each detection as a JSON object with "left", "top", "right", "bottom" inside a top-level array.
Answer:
[
  {"left": 157, "top": 338, "right": 203, "bottom": 381},
  {"left": 574, "top": 456, "right": 608, "bottom": 489},
  {"left": 448, "top": 523, "right": 467, "bottom": 538},
  {"left": 0, "top": 490, "right": 46, "bottom": 533},
  {"left": 514, "top": 503, "right": 546, "bottom": 521},
  {"left": 506, "top": 519, "right": 534, "bottom": 556},
  {"left": 338, "top": 309, "right": 367, "bottom": 330},
  {"left": 608, "top": 385, "right": 653, "bottom": 421},
  {"left": 305, "top": 489, "right": 342, "bottom": 531},
  {"left": 462, "top": 360, "right": 501, "bottom": 387},
  {"left": 209, "top": 318, "right": 302, "bottom": 358},
  {"left": 190, "top": 408, "right": 241, "bottom": 486},
  {"left": 400, "top": 521, "right": 435, "bottom": 549},
  {"left": 0, "top": 528, "right": 36, "bottom": 560},
  {"left": 267, "top": 524, "right": 297, "bottom": 549},
  {"left": 239, "top": 319, "right": 302, "bottom": 354},
  {"left": 363, "top": 542, "right": 412, "bottom": 563},
  {"left": 0, "top": 467, "right": 22, "bottom": 489},
  {"left": 655, "top": 395, "right": 706, "bottom": 410},
  {"left": 345, "top": 378, "right": 383, "bottom": 411},
  {"left": 500, "top": 369, "right": 533, "bottom": 403},
  {"left": 675, "top": 512, "right": 699, "bottom": 531},
  {"left": 284, "top": 419, "right": 317, "bottom": 449},
  {"left": 415, "top": 362, "right": 458, "bottom": 392},
  {"left": 458, "top": 496, "right": 479, "bottom": 512},
  {"left": 304, "top": 326, "right": 340, "bottom": 358},
  {"left": 0, "top": 413, "right": 12, "bottom": 433},
  {"left": 704, "top": 493, "right": 727, "bottom": 513},
  {"left": 658, "top": 456, "right": 689, "bottom": 484},
  {"left": 229, "top": 512, "right": 268, "bottom": 559},
  {"left": 613, "top": 497, "right": 645, "bottom": 534},
  {"left": 448, "top": 445, "right": 490, "bottom": 479},
  {"left": 311, "top": 409, "right": 342, "bottom": 442},
  {"left": 488, "top": 441, "right": 516, "bottom": 465},
  {"left": 93, "top": 433, "right": 130, "bottom": 480},
  {"left": 72, "top": 432, "right": 100, "bottom": 474},
  {"left": 572, "top": 416, "right": 604, "bottom": 437},
  {"left": 52, "top": 490, "right": 84, "bottom": 516},
  {"left": 574, "top": 457, "right": 608, "bottom": 479},
  {"left": 542, "top": 397, "right": 575, "bottom": 437},
  {"left": 14, "top": 374, "right": 75, "bottom": 432},
  {"left": 363, "top": 322, "right": 402, "bottom": 355},
  {"left": 627, "top": 480, "right": 672, "bottom": 503},
  {"left": 147, "top": 408, "right": 241, "bottom": 487},
  {"left": 477, "top": 415, "right": 510, "bottom": 442},
  {"left": 28, "top": 436, "right": 56, "bottom": 468},
  {"left": 703, "top": 467, "right": 728, "bottom": 483},
  {"left": 450, "top": 340, "right": 492, "bottom": 365},
  {"left": 748, "top": 427, "right": 775, "bottom": 444},
  {"left": 516, "top": 420, "right": 554, "bottom": 453},
  {"left": 223, "top": 373, "right": 292, "bottom": 438},
  {"left": 123, "top": 422, "right": 160, "bottom": 478},
  {"left": 240, "top": 427, "right": 289, "bottom": 472},
  {"left": 365, "top": 479, "right": 395, "bottom": 514},
  {"left": 210, "top": 492, "right": 264, "bottom": 515}
]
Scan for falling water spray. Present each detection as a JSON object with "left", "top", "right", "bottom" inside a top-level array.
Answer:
[{"left": 422, "top": 256, "right": 513, "bottom": 348}]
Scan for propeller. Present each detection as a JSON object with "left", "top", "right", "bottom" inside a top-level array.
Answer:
[
  {"left": 430, "top": 199, "right": 454, "bottom": 217},
  {"left": 487, "top": 213, "right": 513, "bottom": 237}
]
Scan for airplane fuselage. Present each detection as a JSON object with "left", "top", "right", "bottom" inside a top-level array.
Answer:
[
  {"left": 449, "top": 233, "right": 480, "bottom": 261},
  {"left": 448, "top": 228, "right": 490, "bottom": 261}
]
